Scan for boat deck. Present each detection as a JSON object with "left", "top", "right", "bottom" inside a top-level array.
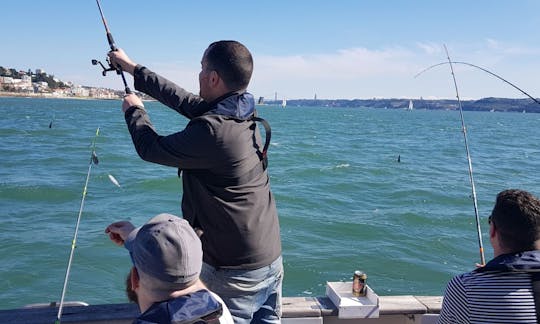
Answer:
[{"left": 0, "top": 295, "right": 442, "bottom": 323}]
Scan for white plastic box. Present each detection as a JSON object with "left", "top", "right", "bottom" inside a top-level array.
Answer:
[{"left": 326, "top": 281, "right": 380, "bottom": 318}]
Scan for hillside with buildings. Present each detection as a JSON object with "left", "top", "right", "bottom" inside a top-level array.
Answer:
[{"left": 0, "top": 66, "right": 123, "bottom": 99}]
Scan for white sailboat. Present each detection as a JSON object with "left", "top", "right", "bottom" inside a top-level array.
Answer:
[
  {"left": 407, "top": 99, "right": 413, "bottom": 111},
  {"left": 281, "top": 98, "right": 287, "bottom": 108}
]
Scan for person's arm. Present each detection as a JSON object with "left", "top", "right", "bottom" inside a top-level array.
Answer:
[
  {"left": 105, "top": 221, "right": 136, "bottom": 246},
  {"left": 438, "top": 275, "right": 469, "bottom": 324},
  {"left": 123, "top": 104, "right": 217, "bottom": 169},
  {"left": 133, "top": 66, "right": 210, "bottom": 119},
  {"left": 109, "top": 48, "right": 210, "bottom": 119}
]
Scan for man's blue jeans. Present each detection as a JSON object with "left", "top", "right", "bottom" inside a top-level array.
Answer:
[{"left": 201, "top": 256, "right": 283, "bottom": 324}]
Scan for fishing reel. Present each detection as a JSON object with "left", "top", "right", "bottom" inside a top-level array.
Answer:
[{"left": 91, "top": 57, "right": 120, "bottom": 77}]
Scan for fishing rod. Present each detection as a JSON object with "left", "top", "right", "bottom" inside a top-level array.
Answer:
[
  {"left": 415, "top": 61, "right": 540, "bottom": 105},
  {"left": 443, "top": 45, "right": 486, "bottom": 266},
  {"left": 91, "top": 0, "right": 132, "bottom": 94},
  {"left": 56, "top": 127, "right": 100, "bottom": 324}
]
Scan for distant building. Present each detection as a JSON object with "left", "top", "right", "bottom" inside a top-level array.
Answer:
[
  {"left": 32, "top": 81, "right": 49, "bottom": 93},
  {"left": 89, "top": 87, "right": 116, "bottom": 99},
  {"left": 0, "top": 76, "right": 14, "bottom": 84},
  {"left": 71, "top": 85, "right": 89, "bottom": 97}
]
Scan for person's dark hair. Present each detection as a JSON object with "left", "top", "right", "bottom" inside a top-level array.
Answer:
[
  {"left": 491, "top": 189, "right": 540, "bottom": 252},
  {"left": 205, "top": 40, "right": 253, "bottom": 91}
]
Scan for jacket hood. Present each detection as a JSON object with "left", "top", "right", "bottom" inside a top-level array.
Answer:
[
  {"left": 135, "top": 290, "right": 221, "bottom": 324},
  {"left": 207, "top": 92, "right": 255, "bottom": 120},
  {"left": 477, "top": 250, "right": 540, "bottom": 273}
]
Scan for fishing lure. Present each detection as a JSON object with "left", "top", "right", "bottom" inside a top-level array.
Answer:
[{"left": 108, "top": 174, "right": 121, "bottom": 188}]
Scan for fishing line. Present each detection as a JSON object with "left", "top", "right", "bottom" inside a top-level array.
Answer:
[
  {"left": 56, "top": 127, "right": 100, "bottom": 324},
  {"left": 415, "top": 61, "right": 540, "bottom": 105},
  {"left": 443, "top": 45, "right": 486, "bottom": 266}
]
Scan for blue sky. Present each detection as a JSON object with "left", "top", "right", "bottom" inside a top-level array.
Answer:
[{"left": 3, "top": 0, "right": 540, "bottom": 99}]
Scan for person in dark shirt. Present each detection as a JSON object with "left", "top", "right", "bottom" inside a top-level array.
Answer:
[
  {"left": 439, "top": 189, "right": 540, "bottom": 323},
  {"left": 108, "top": 41, "right": 282, "bottom": 323}
]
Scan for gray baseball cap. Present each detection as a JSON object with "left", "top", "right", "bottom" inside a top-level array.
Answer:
[{"left": 125, "top": 213, "right": 202, "bottom": 288}]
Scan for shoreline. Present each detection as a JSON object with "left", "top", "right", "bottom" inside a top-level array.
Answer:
[
  {"left": 0, "top": 91, "right": 120, "bottom": 101},
  {"left": 0, "top": 91, "right": 157, "bottom": 102},
  {"left": 1, "top": 91, "right": 537, "bottom": 112}
]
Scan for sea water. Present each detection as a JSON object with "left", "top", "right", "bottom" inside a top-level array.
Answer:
[{"left": 1, "top": 97, "right": 539, "bottom": 309}]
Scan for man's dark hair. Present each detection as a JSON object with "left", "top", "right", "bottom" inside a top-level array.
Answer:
[
  {"left": 491, "top": 189, "right": 540, "bottom": 252},
  {"left": 205, "top": 40, "right": 253, "bottom": 92}
]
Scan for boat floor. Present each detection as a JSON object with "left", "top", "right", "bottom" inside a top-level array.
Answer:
[{"left": 0, "top": 295, "right": 442, "bottom": 323}]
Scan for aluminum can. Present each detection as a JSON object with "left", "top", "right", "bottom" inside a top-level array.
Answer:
[{"left": 352, "top": 270, "right": 367, "bottom": 297}]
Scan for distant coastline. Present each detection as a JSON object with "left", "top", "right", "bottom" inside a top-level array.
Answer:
[
  {"left": 0, "top": 91, "right": 112, "bottom": 100},
  {"left": 0, "top": 91, "right": 157, "bottom": 102},
  {"left": 262, "top": 97, "right": 540, "bottom": 113},
  {"left": 2, "top": 91, "right": 539, "bottom": 113}
]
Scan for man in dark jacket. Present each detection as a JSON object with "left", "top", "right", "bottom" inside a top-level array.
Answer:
[
  {"left": 109, "top": 41, "right": 282, "bottom": 324},
  {"left": 439, "top": 189, "right": 540, "bottom": 323}
]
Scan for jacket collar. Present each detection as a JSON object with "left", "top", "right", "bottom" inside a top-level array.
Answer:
[
  {"left": 205, "top": 91, "right": 255, "bottom": 120},
  {"left": 476, "top": 250, "right": 540, "bottom": 273},
  {"left": 136, "top": 289, "right": 222, "bottom": 323}
]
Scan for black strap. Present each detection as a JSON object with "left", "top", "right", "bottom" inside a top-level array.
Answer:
[{"left": 252, "top": 116, "right": 271, "bottom": 169}]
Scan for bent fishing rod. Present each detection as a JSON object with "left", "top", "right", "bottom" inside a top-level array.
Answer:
[
  {"left": 444, "top": 46, "right": 485, "bottom": 266},
  {"left": 91, "top": 0, "right": 132, "bottom": 95},
  {"left": 56, "top": 128, "right": 100, "bottom": 324},
  {"left": 417, "top": 45, "right": 486, "bottom": 266},
  {"left": 415, "top": 61, "right": 540, "bottom": 105}
]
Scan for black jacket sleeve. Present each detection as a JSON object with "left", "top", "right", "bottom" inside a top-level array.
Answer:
[
  {"left": 133, "top": 65, "right": 210, "bottom": 119},
  {"left": 124, "top": 105, "right": 218, "bottom": 169}
]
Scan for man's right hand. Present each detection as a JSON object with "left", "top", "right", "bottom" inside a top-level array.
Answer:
[{"left": 108, "top": 48, "right": 137, "bottom": 75}]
